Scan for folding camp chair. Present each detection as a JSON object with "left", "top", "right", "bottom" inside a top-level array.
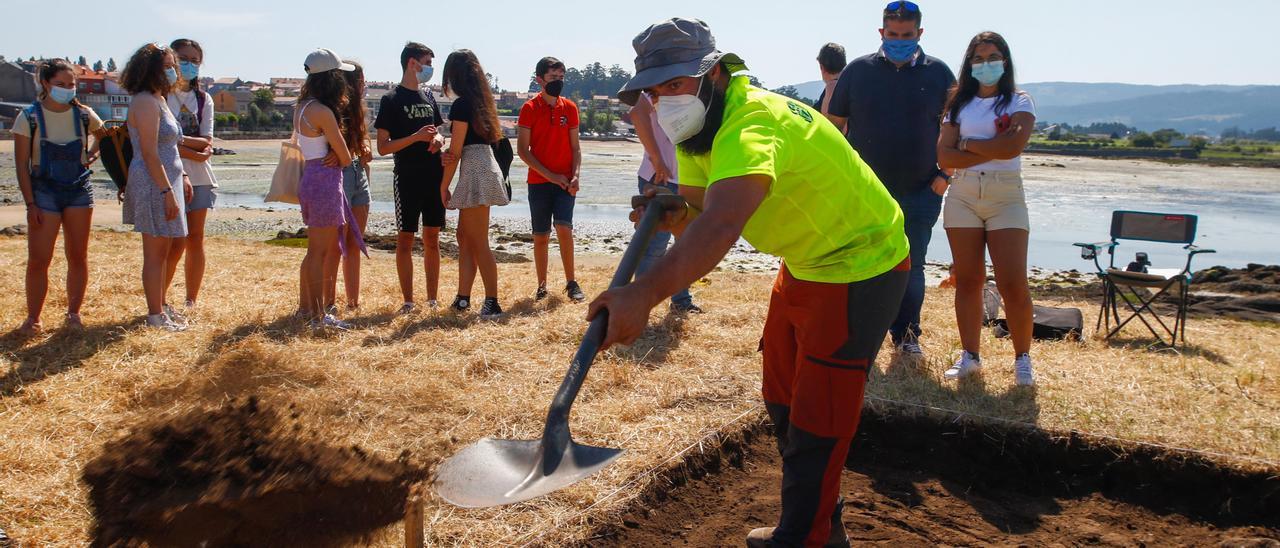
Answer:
[{"left": 1074, "top": 211, "right": 1215, "bottom": 347}]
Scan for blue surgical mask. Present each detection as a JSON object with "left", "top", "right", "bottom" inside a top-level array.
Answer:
[
  {"left": 180, "top": 61, "right": 199, "bottom": 82},
  {"left": 882, "top": 39, "right": 919, "bottom": 63},
  {"left": 971, "top": 61, "right": 1005, "bottom": 86},
  {"left": 48, "top": 86, "right": 76, "bottom": 105},
  {"left": 164, "top": 67, "right": 179, "bottom": 85},
  {"left": 417, "top": 64, "right": 433, "bottom": 84}
]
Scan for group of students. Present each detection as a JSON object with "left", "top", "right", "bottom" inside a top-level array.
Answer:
[
  {"left": 295, "top": 44, "right": 614, "bottom": 328},
  {"left": 12, "top": 41, "right": 629, "bottom": 333},
  {"left": 14, "top": 40, "right": 222, "bottom": 334}
]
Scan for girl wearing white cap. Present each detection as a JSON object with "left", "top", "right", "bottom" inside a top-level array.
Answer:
[{"left": 294, "top": 48, "right": 366, "bottom": 329}]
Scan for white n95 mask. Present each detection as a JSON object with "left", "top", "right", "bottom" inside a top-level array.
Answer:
[{"left": 656, "top": 77, "right": 709, "bottom": 144}]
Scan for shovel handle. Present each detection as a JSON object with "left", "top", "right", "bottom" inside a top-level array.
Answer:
[{"left": 543, "top": 194, "right": 685, "bottom": 428}]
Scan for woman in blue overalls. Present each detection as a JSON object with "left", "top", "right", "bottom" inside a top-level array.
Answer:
[{"left": 13, "top": 59, "right": 103, "bottom": 336}]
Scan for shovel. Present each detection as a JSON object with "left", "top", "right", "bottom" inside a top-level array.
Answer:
[{"left": 434, "top": 193, "right": 686, "bottom": 508}]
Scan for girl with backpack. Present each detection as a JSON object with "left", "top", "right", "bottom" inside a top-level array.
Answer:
[
  {"left": 121, "top": 43, "right": 191, "bottom": 331},
  {"left": 12, "top": 59, "right": 105, "bottom": 336},
  {"left": 294, "top": 49, "right": 365, "bottom": 329},
  {"left": 322, "top": 60, "right": 372, "bottom": 313},
  {"left": 165, "top": 38, "right": 218, "bottom": 313},
  {"left": 439, "top": 50, "right": 510, "bottom": 319}
]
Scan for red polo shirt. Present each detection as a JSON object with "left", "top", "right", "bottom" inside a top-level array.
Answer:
[{"left": 517, "top": 94, "right": 579, "bottom": 184}]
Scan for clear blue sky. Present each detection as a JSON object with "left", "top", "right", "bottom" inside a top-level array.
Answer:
[{"left": 5, "top": 0, "right": 1278, "bottom": 90}]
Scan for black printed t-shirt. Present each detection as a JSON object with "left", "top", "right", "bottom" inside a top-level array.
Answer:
[
  {"left": 373, "top": 85, "right": 445, "bottom": 174},
  {"left": 447, "top": 96, "right": 498, "bottom": 146}
]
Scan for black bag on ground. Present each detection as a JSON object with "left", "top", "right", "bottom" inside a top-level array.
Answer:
[
  {"left": 985, "top": 282, "right": 1084, "bottom": 340},
  {"left": 992, "top": 305, "right": 1085, "bottom": 341}
]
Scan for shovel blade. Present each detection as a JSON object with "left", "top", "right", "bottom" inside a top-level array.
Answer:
[{"left": 434, "top": 437, "right": 623, "bottom": 508}]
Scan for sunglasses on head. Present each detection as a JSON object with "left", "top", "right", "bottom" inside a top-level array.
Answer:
[{"left": 885, "top": 1, "right": 919, "bottom": 12}]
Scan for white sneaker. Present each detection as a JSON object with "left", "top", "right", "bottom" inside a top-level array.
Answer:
[
  {"left": 426, "top": 299, "right": 439, "bottom": 310},
  {"left": 146, "top": 313, "right": 187, "bottom": 332},
  {"left": 163, "top": 303, "right": 189, "bottom": 326},
  {"left": 320, "top": 314, "right": 352, "bottom": 331},
  {"left": 399, "top": 302, "right": 417, "bottom": 315},
  {"left": 897, "top": 341, "right": 924, "bottom": 357},
  {"left": 944, "top": 352, "right": 982, "bottom": 380},
  {"left": 1014, "top": 354, "right": 1035, "bottom": 386}
]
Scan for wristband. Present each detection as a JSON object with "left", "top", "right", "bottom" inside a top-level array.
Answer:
[
  {"left": 937, "top": 169, "right": 951, "bottom": 183},
  {"left": 160, "top": 188, "right": 171, "bottom": 195}
]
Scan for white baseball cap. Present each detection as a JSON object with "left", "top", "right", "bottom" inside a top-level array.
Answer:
[{"left": 304, "top": 48, "right": 355, "bottom": 74}]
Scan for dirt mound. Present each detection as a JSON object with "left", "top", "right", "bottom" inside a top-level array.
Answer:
[
  {"left": 82, "top": 397, "right": 425, "bottom": 547},
  {"left": 598, "top": 405, "right": 1279, "bottom": 546}
]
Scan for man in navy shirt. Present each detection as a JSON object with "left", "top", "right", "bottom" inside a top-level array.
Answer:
[{"left": 826, "top": 1, "right": 955, "bottom": 358}]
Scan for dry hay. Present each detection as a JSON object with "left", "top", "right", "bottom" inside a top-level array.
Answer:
[{"left": 0, "top": 231, "right": 1277, "bottom": 545}]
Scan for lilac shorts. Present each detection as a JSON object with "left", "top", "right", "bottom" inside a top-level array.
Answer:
[{"left": 298, "top": 159, "right": 367, "bottom": 256}]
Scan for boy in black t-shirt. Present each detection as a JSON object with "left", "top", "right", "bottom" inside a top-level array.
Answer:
[{"left": 374, "top": 42, "right": 447, "bottom": 313}]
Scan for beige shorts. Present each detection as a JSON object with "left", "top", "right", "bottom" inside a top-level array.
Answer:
[{"left": 943, "top": 169, "right": 1030, "bottom": 231}]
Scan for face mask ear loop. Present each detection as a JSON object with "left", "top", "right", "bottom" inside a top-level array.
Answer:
[{"left": 696, "top": 74, "right": 712, "bottom": 120}]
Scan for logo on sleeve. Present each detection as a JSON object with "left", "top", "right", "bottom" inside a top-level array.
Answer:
[{"left": 786, "top": 101, "right": 813, "bottom": 123}]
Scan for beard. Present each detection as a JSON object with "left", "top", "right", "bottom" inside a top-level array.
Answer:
[{"left": 676, "top": 80, "right": 727, "bottom": 157}]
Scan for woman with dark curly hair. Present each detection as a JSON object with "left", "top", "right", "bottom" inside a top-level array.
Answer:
[
  {"left": 121, "top": 42, "right": 190, "bottom": 331},
  {"left": 294, "top": 48, "right": 364, "bottom": 330},
  {"left": 438, "top": 49, "right": 510, "bottom": 319},
  {"left": 322, "top": 59, "right": 372, "bottom": 313}
]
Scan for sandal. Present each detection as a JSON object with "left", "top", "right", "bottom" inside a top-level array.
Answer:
[{"left": 66, "top": 312, "right": 85, "bottom": 329}]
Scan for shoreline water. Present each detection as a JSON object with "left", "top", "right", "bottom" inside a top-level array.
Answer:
[{"left": 2, "top": 139, "right": 1278, "bottom": 270}]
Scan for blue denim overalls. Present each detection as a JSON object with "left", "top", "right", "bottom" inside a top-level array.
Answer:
[{"left": 28, "top": 102, "right": 93, "bottom": 212}]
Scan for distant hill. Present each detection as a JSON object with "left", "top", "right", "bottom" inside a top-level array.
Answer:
[
  {"left": 792, "top": 80, "right": 827, "bottom": 102},
  {"left": 1026, "top": 84, "right": 1280, "bottom": 135},
  {"left": 787, "top": 80, "right": 1280, "bottom": 135}
]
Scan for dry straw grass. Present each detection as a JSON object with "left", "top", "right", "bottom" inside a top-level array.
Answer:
[{"left": 0, "top": 232, "right": 1276, "bottom": 546}]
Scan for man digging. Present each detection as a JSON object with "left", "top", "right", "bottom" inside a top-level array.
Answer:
[{"left": 589, "top": 18, "right": 911, "bottom": 548}]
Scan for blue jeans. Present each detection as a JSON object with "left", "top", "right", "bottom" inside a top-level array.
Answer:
[
  {"left": 635, "top": 177, "right": 693, "bottom": 307},
  {"left": 890, "top": 186, "right": 943, "bottom": 344}
]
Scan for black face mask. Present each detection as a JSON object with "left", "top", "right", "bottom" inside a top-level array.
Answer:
[{"left": 544, "top": 79, "right": 564, "bottom": 97}]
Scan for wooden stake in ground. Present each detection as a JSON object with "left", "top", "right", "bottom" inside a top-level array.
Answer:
[{"left": 405, "top": 496, "right": 423, "bottom": 548}]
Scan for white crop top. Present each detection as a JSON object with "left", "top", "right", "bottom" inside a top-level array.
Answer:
[{"left": 295, "top": 100, "right": 330, "bottom": 160}]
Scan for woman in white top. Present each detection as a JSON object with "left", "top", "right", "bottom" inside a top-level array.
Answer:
[
  {"left": 12, "top": 59, "right": 103, "bottom": 336},
  {"left": 936, "top": 31, "right": 1037, "bottom": 386},
  {"left": 165, "top": 38, "right": 218, "bottom": 311},
  {"left": 294, "top": 49, "right": 363, "bottom": 329}
]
